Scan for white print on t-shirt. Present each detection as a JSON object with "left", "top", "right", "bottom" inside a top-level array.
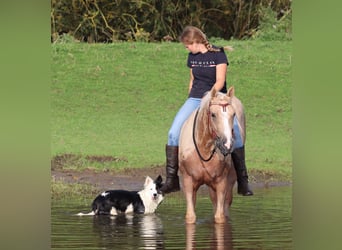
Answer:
[{"left": 190, "top": 60, "right": 216, "bottom": 67}]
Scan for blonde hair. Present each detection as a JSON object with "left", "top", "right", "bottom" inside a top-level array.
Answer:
[{"left": 179, "top": 26, "right": 233, "bottom": 52}]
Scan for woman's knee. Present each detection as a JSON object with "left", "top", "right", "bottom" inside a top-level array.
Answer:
[
  {"left": 168, "top": 132, "right": 178, "bottom": 146},
  {"left": 233, "top": 118, "right": 244, "bottom": 148}
]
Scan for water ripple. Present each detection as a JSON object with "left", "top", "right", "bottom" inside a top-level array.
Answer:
[{"left": 52, "top": 186, "right": 292, "bottom": 249}]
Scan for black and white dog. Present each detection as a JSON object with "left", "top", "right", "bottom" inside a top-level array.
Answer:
[{"left": 77, "top": 175, "right": 164, "bottom": 216}]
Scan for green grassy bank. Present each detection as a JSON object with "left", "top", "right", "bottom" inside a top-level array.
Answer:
[{"left": 51, "top": 40, "right": 292, "bottom": 182}]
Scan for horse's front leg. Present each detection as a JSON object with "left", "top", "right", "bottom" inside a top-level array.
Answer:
[
  {"left": 214, "top": 181, "right": 228, "bottom": 224},
  {"left": 183, "top": 175, "right": 196, "bottom": 224}
]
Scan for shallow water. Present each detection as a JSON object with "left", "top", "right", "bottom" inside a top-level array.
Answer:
[{"left": 52, "top": 186, "right": 292, "bottom": 249}]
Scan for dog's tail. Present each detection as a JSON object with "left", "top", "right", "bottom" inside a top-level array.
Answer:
[{"left": 76, "top": 211, "right": 95, "bottom": 216}]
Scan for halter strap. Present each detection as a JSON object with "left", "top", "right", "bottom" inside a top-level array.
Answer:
[
  {"left": 193, "top": 101, "right": 231, "bottom": 162},
  {"left": 207, "top": 102, "right": 230, "bottom": 139},
  {"left": 209, "top": 102, "right": 230, "bottom": 111}
]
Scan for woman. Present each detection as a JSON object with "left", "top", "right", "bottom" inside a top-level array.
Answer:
[{"left": 160, "top": 26, "right": 253, "bottom": 196}]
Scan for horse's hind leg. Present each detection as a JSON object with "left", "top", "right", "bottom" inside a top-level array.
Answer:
[
  {"left": 225, "top": 168, "right": 236, "bottom": 217},
  {"left": 209, "top": 187, "right": 217, "bottom": 213},
  {"left": 224, "top": 185, "right": 233, "bottom": 218}
]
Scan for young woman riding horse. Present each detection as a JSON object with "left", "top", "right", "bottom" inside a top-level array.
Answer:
[{"left": 160, "top": 26, "right": 253, "bottom": 196}]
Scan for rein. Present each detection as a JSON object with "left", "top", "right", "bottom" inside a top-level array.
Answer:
[{"left": 192, "top": 109, "right": 216, "bottom": 162}]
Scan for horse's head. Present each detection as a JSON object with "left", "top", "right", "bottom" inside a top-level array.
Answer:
[{"left": 207, "top": 86, "right": 236, "bottom": 156}]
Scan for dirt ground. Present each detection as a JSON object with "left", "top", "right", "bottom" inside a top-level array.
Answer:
[
  {"left": 51, "top": 164, "right": 290, "bottom": 192},
  {"left": 51, "top": 166, "right": 168, "bottom": 191},
  {"left": 51, "top": 153, "right": 291, "bottom": 191}
]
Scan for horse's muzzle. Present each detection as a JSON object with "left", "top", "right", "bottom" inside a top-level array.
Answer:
[{"left": 215, "top": 137, "right": 233, "bottom": 156}]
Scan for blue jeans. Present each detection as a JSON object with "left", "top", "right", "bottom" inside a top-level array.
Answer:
[{"left": 167, "top": 98, "right": 244, "bottom": 149}]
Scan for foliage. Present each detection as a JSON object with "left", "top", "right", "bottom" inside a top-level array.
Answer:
[
  {"left": 51, "top": 0, "right": 292, "bottom": 42},
  {"left": 252, "top": 6, "right": 292, "bottom": 40}
]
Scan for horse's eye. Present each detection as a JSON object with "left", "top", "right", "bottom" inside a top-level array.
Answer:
[{"left": 211, "top": 113, "right": 216, "bottom": 118}]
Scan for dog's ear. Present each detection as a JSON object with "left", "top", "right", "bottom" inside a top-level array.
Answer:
[
  {"left": 155, "top": 175, "right": 163, "bottom": 184},
  {"left": 144, "top": 176, "right": 153, "bottom": 187},
  {"left": 154, "top": 175, "right": 164, "bottom": 190}
]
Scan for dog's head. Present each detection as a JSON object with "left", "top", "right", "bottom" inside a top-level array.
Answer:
[{"left": 143, "top": 175, "right": 164, "bottom": 202}]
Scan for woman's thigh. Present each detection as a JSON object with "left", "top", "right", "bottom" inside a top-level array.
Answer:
[{"left": 168, "top": 98, "right": 201, "bottom": 146}]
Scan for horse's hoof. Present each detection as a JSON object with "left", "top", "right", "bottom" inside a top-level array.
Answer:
[
  {"left": 185, "top": 215, "right": 196, "bottom": 224},
  {"left": 214, "top": 216, "right": 226, "bottom": 224}
]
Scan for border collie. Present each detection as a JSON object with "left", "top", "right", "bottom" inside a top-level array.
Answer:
[{"left": 77, "top": 175, "right": 164, "bottom": 216}]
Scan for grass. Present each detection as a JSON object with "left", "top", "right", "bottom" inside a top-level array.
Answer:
[
  {"left": 51, "top": 39, "right": 292, "bottom": 182},
  {"left": 51, "top": 177, "right": 99, "bottom": 200}
]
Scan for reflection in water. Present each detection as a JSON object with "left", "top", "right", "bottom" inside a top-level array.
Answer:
[
  {"left": 186, "top": 223, "right": 233, "bottom": 250},
  {"left": 52, "top": 186, "right": 292, "bottom": 249},
  {"left": 140, "top": 214, "right": 165, "bottom": 249},
  {"left": 91, "top": 213, "right": 165, "bottom": 249}
]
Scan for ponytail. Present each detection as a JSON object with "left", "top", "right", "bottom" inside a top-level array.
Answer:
[
  {"left": 222, "top": 46, "right": 234, "bottom": 52},
  {"left": 205, "top": 41, "right": 220, "bottom": 52},
  {"left": 206, "top": 41, "right": 234, "bottom": 53}
]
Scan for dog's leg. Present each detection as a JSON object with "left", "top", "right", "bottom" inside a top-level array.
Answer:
[
  {"left": 76, "top": 211, "right": 95, "bottom": 216},
  {"left": 110, "top": 207, "right": 118, "bottom": 215}
]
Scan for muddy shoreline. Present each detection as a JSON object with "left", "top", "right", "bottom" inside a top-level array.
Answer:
[{"left": 51, "top": 165, "right": 291, "bottom": 192}]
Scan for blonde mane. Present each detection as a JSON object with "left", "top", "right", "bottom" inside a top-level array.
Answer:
[
  {"left": 199, "top": 91, "right": 212, "bottom": 111},
  {"left": 200, "top": 90, "right": 230, "bottom": 111}
]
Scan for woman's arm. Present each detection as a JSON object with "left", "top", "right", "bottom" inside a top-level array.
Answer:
[
  {"left": 213, "top": 63, "right": 227, "bottom": 92},
  {"left": 188, "top": 69, "right": 194, "bottom": 94}
]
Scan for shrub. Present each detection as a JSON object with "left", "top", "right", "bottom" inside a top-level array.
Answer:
[
  {"left": 51, "top": 0, "right": 292, "bottom": 42},
  {"left": 252, "top": 6, "right": 292, "bottom": 41}
]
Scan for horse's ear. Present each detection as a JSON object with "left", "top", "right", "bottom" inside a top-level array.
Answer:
[
  {"left": 211, "top": 86, "right": 217, "bottom": 98},
  {"left": 227, "top": 86, "right": 235, "bottom": 97}
]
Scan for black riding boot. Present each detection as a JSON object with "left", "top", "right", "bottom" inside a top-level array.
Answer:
[
  {"left": 160, "top": 145, "right": 180, "bottom": 194},
  {"left": 232, "top": 146, "right": 253, "bottom": 196}
]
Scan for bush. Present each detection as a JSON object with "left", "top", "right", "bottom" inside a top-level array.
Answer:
[
  {"left": 51, "top": 0, "right": 292, "bottom": 42},
  {"left": 252, "top": 6, "right": 292, "bottom": 41}
]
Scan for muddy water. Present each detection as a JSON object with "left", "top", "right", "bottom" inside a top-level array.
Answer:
[{"left": 52, "top": 186, "right": 292, "bottom": 249}]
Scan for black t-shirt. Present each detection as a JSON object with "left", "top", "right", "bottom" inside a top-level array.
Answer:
[{"left": 187, "top": 47, "right": 229, "bottom": 98}]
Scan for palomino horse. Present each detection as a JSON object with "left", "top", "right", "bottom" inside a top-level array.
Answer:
[{"left": 179, "top": 86, "right": 245, "bottom": 224}]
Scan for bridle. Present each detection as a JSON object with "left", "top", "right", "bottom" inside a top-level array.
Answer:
[
  {"left": 207, "top": 102, "right": 230, "bottom": 139},
  {"left": 192, "top": 102, "right": 231, "bottom": 162}
]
